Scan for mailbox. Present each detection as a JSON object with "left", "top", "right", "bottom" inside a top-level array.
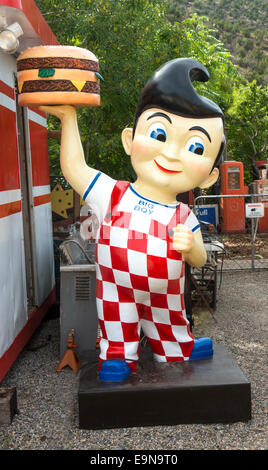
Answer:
[{"left": 220, "top": 161, "right": 248, "bottom": 233}]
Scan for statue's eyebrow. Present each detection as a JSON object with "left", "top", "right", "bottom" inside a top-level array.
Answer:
[
  {"left": 189, "top": 126, "right": 211, "bottom": 142},
  {"left": 147, "top": 112, "right": 172, "bottom": 124}
]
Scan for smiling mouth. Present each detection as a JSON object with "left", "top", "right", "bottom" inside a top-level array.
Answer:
[{"left": 154, "top": 160, "right": 182, "bottom": 174}]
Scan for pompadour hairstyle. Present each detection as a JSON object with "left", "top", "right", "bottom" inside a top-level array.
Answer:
[{"left": 133, "top": 58, "right": 225, "bottom": 167}]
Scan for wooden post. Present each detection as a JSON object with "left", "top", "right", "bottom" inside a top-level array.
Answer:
[{"left": 0, "top": 387, "right": 18, "bottom": 425}]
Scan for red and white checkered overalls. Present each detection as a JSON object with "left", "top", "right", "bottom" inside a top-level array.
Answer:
[{"left": 84, "top": 172, "right": 200, "bottom": 370}]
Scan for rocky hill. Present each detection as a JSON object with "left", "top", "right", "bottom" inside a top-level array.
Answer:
[{"left": 167, "top": 0, "right": 268, "bottom": 85}]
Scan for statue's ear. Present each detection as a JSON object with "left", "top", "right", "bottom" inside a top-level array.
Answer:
[
  {"left": 121, "top": 128, "right": 133, "bottom": 156},
  {"left": 199, "top": 167, "right": 219, "bottom": 189}
]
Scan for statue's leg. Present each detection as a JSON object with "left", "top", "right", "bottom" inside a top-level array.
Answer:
[
  {"left": 140, "top": 298, "right": 195, "bottom": 362},
  {"left": 96, "top": 297, "right": 141, "bottom": 381}
]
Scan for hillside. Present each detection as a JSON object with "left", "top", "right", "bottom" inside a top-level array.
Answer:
[{"left": 167, "top": 0, "right": 268, "bottom": 85}]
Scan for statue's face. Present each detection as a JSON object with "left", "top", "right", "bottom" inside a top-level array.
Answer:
[{"left": 127, "top": 108, "right": 223, "bottom": 196}]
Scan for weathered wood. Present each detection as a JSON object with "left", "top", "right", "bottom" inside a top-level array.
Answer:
[{"left": 0, "top": 387, "right": 17, "bottom": 425}]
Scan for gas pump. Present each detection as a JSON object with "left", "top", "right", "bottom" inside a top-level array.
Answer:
[{"left": 220, "top": 161, "right": 248, "bottom": 233}]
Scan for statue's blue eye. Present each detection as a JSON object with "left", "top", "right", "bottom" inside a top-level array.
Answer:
[
  {"left": 187, "top": 137, "right": 205, "bottom": 155},
  {"left": 150, "top": 128, "right": 166, "bottom": 142},
  {"left": 189, "top": 142, "right": 204, "bottom": 155},
  {"left": 148, "top": 123, "right": 167, "bottom": 142}
]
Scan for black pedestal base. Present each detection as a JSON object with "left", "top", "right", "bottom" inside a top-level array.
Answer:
[{"left": 78, "top": 344, "right": 251, "bottom": 430}]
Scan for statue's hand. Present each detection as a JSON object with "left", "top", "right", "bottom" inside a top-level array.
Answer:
[
  {"left": 39, "top": 104, "right": 76, "bottom": 121},
  {"left": 172, "top": 223, "right": 193, "bottom": 254}
]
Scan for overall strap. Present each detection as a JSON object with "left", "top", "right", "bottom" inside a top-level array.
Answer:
[
  {"left": 104, "top": 180, "right": 130, "bottom": 222},
  {"left": 166, "top": 202, "right": 191, "bottom": 261},
  {"left": 167, "top": 202, "right": 191, "bottom": 233}
]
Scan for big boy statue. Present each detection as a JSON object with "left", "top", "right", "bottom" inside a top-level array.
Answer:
[{"left": 41, "top": 58, "right": 225, "bottom": 382}]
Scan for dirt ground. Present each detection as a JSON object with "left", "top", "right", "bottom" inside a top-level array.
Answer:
[{"left": 219, "top": 232, "right": 268, "bottom": 259}]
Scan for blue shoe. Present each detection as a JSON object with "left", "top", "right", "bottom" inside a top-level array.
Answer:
[
  {"left": 99, "top": 360, "right": 132, "bottom": 382},
  {"left": 189, "top": 337, "right": 213, "bottom": 360}
]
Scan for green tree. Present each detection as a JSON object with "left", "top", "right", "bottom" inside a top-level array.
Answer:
[{"left": 226, "top": 80, "right": 268, "bottom": 184}]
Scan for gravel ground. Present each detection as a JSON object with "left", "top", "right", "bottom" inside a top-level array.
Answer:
[{"left": 0, "top": 270, "right": 267, "bottom": 451}]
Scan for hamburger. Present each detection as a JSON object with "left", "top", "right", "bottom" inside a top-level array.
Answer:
[{"left": 17, "top": 46, "right": 101, "bottom": 107}]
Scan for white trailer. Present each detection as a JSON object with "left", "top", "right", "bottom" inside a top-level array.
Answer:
[{"left": 0, "top": 0, "right": 58, "bottom": 381}]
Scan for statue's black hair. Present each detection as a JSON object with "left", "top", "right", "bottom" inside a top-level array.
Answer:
[{"left": 133, "top": 58, "right": 225, "bottom": 167}]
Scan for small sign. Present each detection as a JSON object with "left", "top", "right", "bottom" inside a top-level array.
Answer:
[
  {"left": 195, "top": 204, "right": 219, "bottom": 229},
  {"left": 245, "top": 203, "right": 264, "bottom": 218}
]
